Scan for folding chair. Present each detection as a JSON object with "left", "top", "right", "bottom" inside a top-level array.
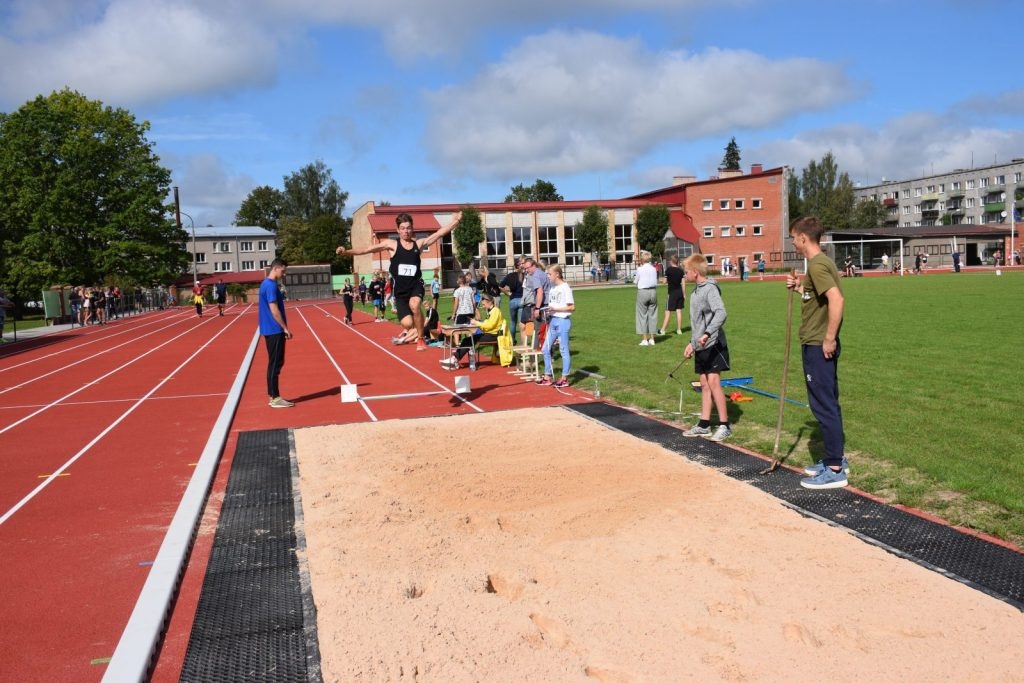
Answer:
[{"left": 510, "top": 321, "right": 545, "bottom": 380}]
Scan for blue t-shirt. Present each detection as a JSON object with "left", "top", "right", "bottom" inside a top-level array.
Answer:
[{"left": 258, "top": 278, "right": 286, "bottom": 335}]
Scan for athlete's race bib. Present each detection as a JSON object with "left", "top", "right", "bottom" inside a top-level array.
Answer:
[{"left": 397, "top": 264, "right": 417, "bottom": 277}]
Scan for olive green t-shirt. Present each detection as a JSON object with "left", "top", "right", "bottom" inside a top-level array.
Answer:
[{"left": 799, "top": 253, "right": 843, "bottom": 345}]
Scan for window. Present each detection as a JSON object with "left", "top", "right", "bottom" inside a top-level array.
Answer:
[
  {"left": 241, "top": 260, "right": 255, "bottom": 270},
  {"left": 926, "top": 185, "right": 935, "bottom": 193},
  {"left": 485, "top": 227, "right": 507, "bottom": 269},
  {"left": 967, "top": 197, "right": 975, "bottom": 208},
  {"left": 702, "top": 199, "right": 713, "bottom": 211},
  {"left": 258, "top": 240, "right": 269, "bottom": 251},
  {"left": 753, "top": 251, "right": 764, "bottom": 262},
  {"left": 240, "top": 241, "right": 253, "bottom": 252},
  {"left": 563, "top": 225, "right": 582, "bottom": 265},
  {"left": 214, "top": 261, "right": 233, "bottom": 272},
  {"left": 734, "top": 199, "right": 744, "bottom": 210},
  {"left": 902, "top": 206, "right": 911, "bottom": 215},
  {"left": 980, "top": 177, "right": 989, "bottom": 188},
  {"left": 938, "top": 184, "right": 945, "bottom": 193},
  {"left": 259, "top": 259, "right": 270, "bottom": 269},
  {"left": 967, "top": 179, "right": 976, "bottom": 189},
  {"left": 752, "top": 198, "right": 763, "bottom": 209},
  {"left": 900, "top": 189, "right": 909, "bottom": 198},
  {"left": 719, "top": 199, "right": 730, "bottom": 210},
  {"left": 614, "top": 224, "right": 634, "bottom": 263},
  {"left": 703, "top": 227, "right": 714, "bottom": 238},
  {"left": 952, "top": 181, "right": 961, "bottom": 190},
  {"left": 1015, "top": 172, "right": 1022, "bottom": 183},
  {"left": 914, "top": 205, "right": 921, "bottom": 214},
  {"left": 703, "top": 254, "right": 716, "bottom": 266},
  {"left": 192, "top": 253, "right": 206, "bottom": 264},
  {"left": 752, "top": 225, "right": 763, "bottom": 236},
  {"left": 720, "top": 226, "right": 731, "bottom": 237},
  {"left": 735, "top": 225, "right": 745, "bottom": 236},
  {"left": 538, "top": 225, "right": 558, "bottom": 264},
  {"left": 512, "top": 227, "right": 532, "bottom": 259},
  {"left": 914, "top": 187, "right": 922, "bottom": 197}
]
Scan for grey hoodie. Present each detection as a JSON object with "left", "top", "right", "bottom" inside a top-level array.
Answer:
[{"left": 689, "top": 277, "right": 727, "bottom": 350}]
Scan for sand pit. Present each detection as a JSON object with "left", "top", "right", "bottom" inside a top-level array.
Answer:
[{"left": 295, "top": 407, "right": 1024, "bottom": 682}]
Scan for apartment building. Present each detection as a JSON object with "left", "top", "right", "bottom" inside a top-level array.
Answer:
[
  {"left": 188, "top": 226, "right": 278, "bottom": 278},
  {"left": 854, "top": 160, "right": 1024, "bottom": 228}
]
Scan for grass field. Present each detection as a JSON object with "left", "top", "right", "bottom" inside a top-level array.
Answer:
[{"left": 561, "top": 269, "right": 1024, "bottom": 546}]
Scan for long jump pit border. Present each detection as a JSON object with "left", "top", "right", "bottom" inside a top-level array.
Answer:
[{"left": 179, "top": 402, "right": 1024, "bottom": 682}]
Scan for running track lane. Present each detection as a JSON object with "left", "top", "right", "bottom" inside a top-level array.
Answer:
[
  {"left": 0, "top": 306, "right": 255, "bottom": 682},
  {"left": 148, "top": 303, "right": 592, "bottom": 680}
]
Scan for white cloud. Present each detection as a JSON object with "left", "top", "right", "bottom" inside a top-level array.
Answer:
[
  {"left": 171, "top": 153, "right": 257, "bottom": 226},
  {"left": 0, "top": 0, "right": 284, "bottom": 108},
  {"left": 422, "top": 30, "right": 857, "bottom": 180}
]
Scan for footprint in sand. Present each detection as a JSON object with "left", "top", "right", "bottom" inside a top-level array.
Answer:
[
  {"left": 783, "top": 622, "right": 823, "bottom": 647},
  {"left": 584, "top": 665, "right": 633, "bottom": 682},
  {"left": 485, "top": 572, "right": 524, "bottom": 601},
  {"left": 529, "top": 612, "right": 577, "bottom": 652}
]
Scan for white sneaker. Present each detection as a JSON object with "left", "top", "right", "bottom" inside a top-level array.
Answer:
[
  {"left": 705, "top": 425, "right": 732, "bottom": 442},
  {"left": 657, "top": 329, "right": 665, "bottom": 335},
  {"left": 439, "top": 358, "right": 459, "bottom": 369}
]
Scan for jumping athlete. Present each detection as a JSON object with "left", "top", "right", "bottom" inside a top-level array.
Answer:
[{"left": 336, "top": 211, "right": 462, "bottom": 351}]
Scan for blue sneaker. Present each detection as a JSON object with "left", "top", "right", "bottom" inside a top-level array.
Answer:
[
  {"left": 803, "top": 458, "right": 850, "bottom": 476},
  {"left": 800, "top": 466, "right": 848, "bottom": 490}
]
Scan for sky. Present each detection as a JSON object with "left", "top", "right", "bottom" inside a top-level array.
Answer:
[{"left": 2, "top": 0, "right": 1023, "bottom": 227}]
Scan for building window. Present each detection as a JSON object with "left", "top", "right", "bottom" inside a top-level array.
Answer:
[
  {"left": 485, "top": 227, "right": 507, "bottom": 270},
  {"left": 926, "top": 185, "right": 935, "bottom": 193},
  {"left": 753, "top": 251, "right": 764, "bottom": 263},
  {"left": 903, "top": 205, "right": 911, "bottom": 215},
  {"left": 214, "top": 261, "right": 233, "bottom": 272},
  {"left": 703, "top": 227, "right": 714, "bottom": 238},
  {"left": 914, "top": 205, "right": 921, "bottom": 214},
  {"left": 538, "top": 225, "right": 558, "bottom": 264},
  {"left": 260, "top": 259, "right": 270, "bottom": 269},
  {"left": 752, "top": 198, "right": 763, "bottom": 209},
  {"left": 240, "top": 241, "right": 253, "bottom": 252},
  {"left": 702, "top": 199, "right": 713, "bottom": 211},
  {"left": 980, "top": 177, "right": 989, "bottom": 187},
  {"left": 193, "top": 253, "right": 207, "bottom": 264},
  {"left": 1015, "top": 172, "right": 1022, "bottom": 183},
  {"left": 966, "top": 198, "right": 975, "bottom": 208},
  {"left": 914, "top": 187, "right": 922, "bottom": 197},
  {"left": 995, "top": 174, "right": 1005, "bottom": 185},
  {"left": 563, "top": 225, "right": 582, "bottom": 265},
  {"left": 952, "top": 181, "right": 961, "bottom": 190},
  {"left": 511, "top": 227, "right": 532, "bottom": 259},
  {"left": 752, "top": 225, "right": 763, "bottom": 236},
  {"left": 967, "top": 179, "right": 976, "bottom": 189},
  {"left": 720, "top": 226, "right": 731, "bottom": 237},
  {"left": 241, "top": 260, "right": 255, "bottom": 270},
  {"left": 614, "top": 224, "right": 634, "bottom": 263},
  {"left": 901, "top": 189, "right": 910, "bottom": 198},
  {"left": 734, "top": 199, "right": 744, "bottom": 210},
  {"left": 719, "top": 199, "right": 730, "bottom": 210},
  {"left": 258, "top": 240, "right": 269, "bottom": 251},
  {"left": 938, "top": 183, "right": 945, "bottom": 193},
  {"left": 735, "top": 225, "right": 745, "bottom": 236},
  {"left": 703, "top": 253, "right": 715, "bottom": 266}
]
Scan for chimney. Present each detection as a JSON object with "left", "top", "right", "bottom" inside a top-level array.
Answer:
[
  {"left": 672, "top": 175, "right": 697, "bottom": 186},
  {"left": 750, "top": 163, "right": 763, "bottom": 174},
  {"left": 718, "top": 168, "right": 743, "bottom": 179}
]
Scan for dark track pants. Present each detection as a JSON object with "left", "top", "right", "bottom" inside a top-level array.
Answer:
[
  {"left": 801, "top": 340, "right": 845, "bottom": 467},
  {"left": 264, "top": 332, "right": 286, "bottom": 398}
]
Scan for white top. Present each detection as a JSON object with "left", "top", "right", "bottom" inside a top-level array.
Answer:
[
  {"left": 635, "top": 263, "right": 658, "bottom": 289},
  {"left": 546, "top": 282, "right": 574, "bottom": 318}
]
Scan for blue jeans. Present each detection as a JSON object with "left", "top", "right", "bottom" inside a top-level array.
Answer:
[
  {"left": 802, "top": 341, "right": 844, "bottom": 466},
  {"left": 507, "top": 297, "right": 522, "bottom": 343},
  {"left": 543, "top": 316, "right": 572, "bottom": 379}
]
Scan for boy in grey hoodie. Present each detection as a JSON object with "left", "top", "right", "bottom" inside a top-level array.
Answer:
[{"left": 681, "top": 254, "right": 731, "bottom": 441}]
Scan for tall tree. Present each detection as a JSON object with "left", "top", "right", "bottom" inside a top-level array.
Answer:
[
  {"left": 789, "top": 151, "right": 855, "bottom": 231},
  {"left": 504, "top": 179, "right": 563, "bottom": 203},
  {"left": 851, "top": 197, "right": 886, "bottom": 231},
  {"left": 636, "top": 205, "right": 670, "bottom": 258},
  {"left": 0, "top": 89, "right": 186, "bottom": 299},
  {"left": 452, "top": 205, "right": 484, "bottom": 269},
  {"left": 281, "top": 159, "right": 348, "bottom": 220},
  {"left": 574, "top": 205, "right": 610, "bottom": 261},
  {"left": 235, "top": 185, "right": 286, "bottom": 230},
  {"left": 721, "top": 137, "right": 741, "bottom": 171}
]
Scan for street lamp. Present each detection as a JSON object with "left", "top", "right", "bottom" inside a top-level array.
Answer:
[{"left": 180, "top": 210, "right": 196, "bottom": 285}]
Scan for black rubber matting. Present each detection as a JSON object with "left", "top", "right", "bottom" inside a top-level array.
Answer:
[
  {"left": 567, "top": 401, "right": 1024, "bottom": 611},
  {"left": 180, "top": 429, "right": 322, "bottom": 682}
]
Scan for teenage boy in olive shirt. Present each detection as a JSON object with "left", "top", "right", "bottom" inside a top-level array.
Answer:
[{"left": 787, "top": 217, "right": 848, "bottom": 489}]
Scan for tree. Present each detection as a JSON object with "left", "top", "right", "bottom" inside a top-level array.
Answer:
[
  {"left": 574, "top": 205, "right": 610, "bottom": 263},
  {"left": 789, "top": 151, "right": 855, "bottom": 231},
  {"left": 235, "top": 185, "right": 286, "bottom": 230},
  {"left": 636, "top": 205, "right": 670, "bottom": 258},
  {"left": 452, "top": 205, "right": 484, "bottom": 269},
  {"left": 504, "top": 179, "right": 563, "bottom": 203},
  {"left": 281, "top": 159, "right": 348, "bottom": 220},
  {"left": 721, "top": 137, "right": 741, "bottom": 171},
  {"left": 0, "top": 89, "right": 186, "bottom": 300},
  {"left": 850, "top": 197, "right": 886, "bottom": 231}
]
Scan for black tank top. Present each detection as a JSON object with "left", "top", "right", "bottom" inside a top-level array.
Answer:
[{"left": 390, "top": 239, "right": 421, "bottom": 295}]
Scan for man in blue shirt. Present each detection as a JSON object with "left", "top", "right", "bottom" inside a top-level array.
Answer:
[{"left": 259, "top": 259, "right": 293, "bottom": 408}]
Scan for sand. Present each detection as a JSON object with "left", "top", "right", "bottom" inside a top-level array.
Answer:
[{"left": 295, "top": 407, "right": 1024, "bottom": 682}]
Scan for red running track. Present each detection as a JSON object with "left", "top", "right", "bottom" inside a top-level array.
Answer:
[{"left": 0, "top": 300, "right": 592, "bottom": 681}]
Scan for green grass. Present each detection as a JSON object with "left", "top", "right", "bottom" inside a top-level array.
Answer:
[{"left": 562, "top": 270, "right": 1024, "bottom": 545}]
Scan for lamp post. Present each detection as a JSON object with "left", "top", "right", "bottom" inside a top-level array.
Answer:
[{"left": 180, "top": 210, "right": 196, "bottom": 285}]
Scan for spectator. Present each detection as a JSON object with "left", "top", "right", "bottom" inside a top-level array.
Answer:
[
  {"left": 635, "top": 250, "right": 659, "bottom": 346},
  {"left": 259, "top": 259, "right": 294, "bottom": 408},
  {"left": 340, "top": 278, "right": 354, "bottom": 325},
  {"left": 440, "top": 294, "right": 504, "bottom": 369},
  {"left": 214, "top": 278, "right": 228, "bottom": 316},
  {"left": 500, "top": 258, "right": 524, "bottom": 344},
  {"left": 681, "top": 254, "right": 732, "bottom": 442},
  {"left": 535, "top": 264, "right": 575, "bottom": 387},
  {"left": 450, "top": 274, "right": 476, "bottom": 324},
  {"left": 658, "top": 254, "right": 685, "bottom": 336},
  {"left": 757, "top": 257, "right": 766, "bottom": 280}
]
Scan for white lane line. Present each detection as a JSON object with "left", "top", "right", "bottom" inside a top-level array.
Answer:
[
  {"left": 310, "top": 305, "right": 485, "bottom": 413},
  {"left": 101, "top": 329, "right": 259, "bottom": 683},
  {"left": 0, "top": 309, "right": 192, "bottom": 371},
  {"left": 0, "top": 310, "right": 250, "bottom": 526},
  {"left": 295, "top": 307, "right": 378, "bottom": 421},
  {"left": 0, "top": 306, "right": 251, "bottom": 436},
  {"left": 0, "top": 309, "right": 236, "bottom": 396}
]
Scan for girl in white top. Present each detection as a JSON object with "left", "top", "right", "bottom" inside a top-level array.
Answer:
[
  {"left": 450, "top": 274, "right": 476, "bottom": 324},
  {"left": 536, "top": 264, "right": 575, "bottom": 388}
]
